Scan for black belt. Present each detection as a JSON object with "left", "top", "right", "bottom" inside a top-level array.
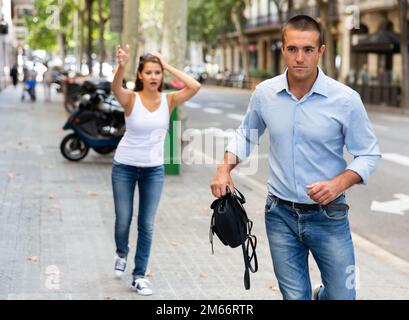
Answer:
[{"left": 276, "top": 197, "right": 349, "bottom": 212}]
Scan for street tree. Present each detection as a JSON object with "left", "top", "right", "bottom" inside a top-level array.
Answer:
[
  {"left": 188, "top": 0, "right": 224, "bottom": 59},
  {"left": 399, "top": 0, "right": 409, "bottom": 110},
  {"left": 188, "top": 0, "right": 249, "bottom": 79},
  {"left": 97, "top": 0, "right": 109, "bottom": 77},
  {"left": 162, "top": 0, "right": 187, "bottom": 70},
  {"left": 139, "top": 0, "right": 163, "bottom": 51},
  {"left": 122, "top": 0, "right": 139, "bottom": 81},
  {"left": 26, "top": 0, "right": 76, "bottom": 59},
  {"left": 316, "top": 0, "right": 336, "bottom": 78}
]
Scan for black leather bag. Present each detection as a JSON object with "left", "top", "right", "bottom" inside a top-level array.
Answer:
[{"left": 210, "top": 186, "right": 258, "bottom": 289}]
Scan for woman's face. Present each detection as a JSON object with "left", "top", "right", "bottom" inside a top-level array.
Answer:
[{"left": 138, "top": 62, "right": 163, "bottom": 91}]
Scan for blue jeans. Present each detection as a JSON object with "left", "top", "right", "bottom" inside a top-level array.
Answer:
[
  {"left": 112, "top": 160, "right": 164, "bottom": 278},
  {"left": 264, "top": 194, "right": 356, "bottom": 300}
]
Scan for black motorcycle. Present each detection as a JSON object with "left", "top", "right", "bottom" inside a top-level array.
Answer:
[{"left": 60, "top": 80, "right": 125, "bottom": 161}]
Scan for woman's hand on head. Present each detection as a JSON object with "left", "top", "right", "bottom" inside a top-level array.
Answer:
[
  {"left": 117, "top": 44, "right": 130, "bottom": 68},
  {"left": 149, "top": 51, "right": 167, "bottom": 68}
]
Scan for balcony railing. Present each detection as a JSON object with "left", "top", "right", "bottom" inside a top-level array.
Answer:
[
  {"left": 351, "top": 84, "right": 401, "bottom": 107},
  {"left": 246, "top": 4, "right": 339, "bottom": 30}
]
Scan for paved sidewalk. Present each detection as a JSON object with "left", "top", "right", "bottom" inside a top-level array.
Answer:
[{"left": 0, "top": 86, "right": 408, "bottom": 300}]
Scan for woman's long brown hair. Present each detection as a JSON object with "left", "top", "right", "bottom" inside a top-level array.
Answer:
[{"left": 134, "top": 54, "right": 164, "bottom": 92}]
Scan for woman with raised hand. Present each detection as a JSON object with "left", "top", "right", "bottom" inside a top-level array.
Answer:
[{"left": 111, "top": 45, "right": 201, "bottom": 295}]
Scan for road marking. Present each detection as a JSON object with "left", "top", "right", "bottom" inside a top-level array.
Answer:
[
  {"left": 207, "top": 102, "right": 236, "bottom": 109},
  {"left": 227, "top": 113, "right": 244, "bottom": 122},
  {"left": 184, "top": 102, "right": 201, "bottom": 109},
  {"left": 382, "top": 153, "right": 409, "bottom": 167},
  {"left": 203, "top": 107, "right": 223, "bottom": 115},
  {"left": 371, "top": 194, "right": 409, "bottom": 215}
]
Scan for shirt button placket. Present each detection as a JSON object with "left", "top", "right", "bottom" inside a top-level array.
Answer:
[{"left": 293, "top": 104, "right": 301, "bottom": 200}]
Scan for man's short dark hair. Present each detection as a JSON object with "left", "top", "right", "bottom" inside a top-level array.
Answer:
[{"left": 282, "top": 15, "right": 324, "bottom": 47}]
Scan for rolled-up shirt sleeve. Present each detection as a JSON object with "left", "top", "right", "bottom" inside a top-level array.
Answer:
[
  {"left": 226, "top": 91, "right": 266, "bottom": 161},
  {"left": 343, "top": 91, "right": 381, "bottom": 184}
]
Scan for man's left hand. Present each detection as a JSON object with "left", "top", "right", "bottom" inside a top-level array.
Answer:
[{"left": 307, "top": 180, "right": 342, "bottom": 205}]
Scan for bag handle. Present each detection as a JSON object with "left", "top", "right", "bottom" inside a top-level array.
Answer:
[{"left": 225, "top": 186, "right": 246, "bottom": 204}]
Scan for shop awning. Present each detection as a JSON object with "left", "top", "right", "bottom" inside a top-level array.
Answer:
[{"left": 352, "top": 29, "right": 403, "bottom": 54}]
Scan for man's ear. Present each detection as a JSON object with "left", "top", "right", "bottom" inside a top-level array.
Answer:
[{"left": 319, "top": 44, "right": 326, "bottom": 56}]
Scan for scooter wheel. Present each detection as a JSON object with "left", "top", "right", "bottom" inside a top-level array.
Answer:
[{"left": 60, "top": 133, "right": 89, "bottom": 161}]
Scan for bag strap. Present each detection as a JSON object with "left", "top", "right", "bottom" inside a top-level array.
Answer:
[
  {"left": 234, "top": 201, "right": 258, "bottom": 290},
  {"left": 209, "top": 214, "right": 215, "bottom": 254},
  {"left": 225, "top": 186, "right": 246, "bottom": 204},
  {"left": 245, "top": 220, "right": 258, "bottom": 273}
]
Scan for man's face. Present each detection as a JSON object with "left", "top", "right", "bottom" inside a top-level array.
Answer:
[{"left": 281, "top": 28, "right": 325, "bottom": 82}]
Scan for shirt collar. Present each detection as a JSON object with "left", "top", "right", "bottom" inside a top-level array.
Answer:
[{"left": 274, "top": 66, "right": 329, "bottom": 98}]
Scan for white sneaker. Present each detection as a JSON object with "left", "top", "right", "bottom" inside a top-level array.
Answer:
[
  {"left": 312, "top": 284, "right": 323, "bottom": 300},
  {"left": 114, "top": 255, "right": 127, "bottom": 278},
  {"left": 131, "top": 278, "right": 153, "bottom": 296}
]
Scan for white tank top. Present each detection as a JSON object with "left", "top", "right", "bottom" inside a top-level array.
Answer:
[{"left": 114, "top": 92, "right": 169, "bottom": 167}]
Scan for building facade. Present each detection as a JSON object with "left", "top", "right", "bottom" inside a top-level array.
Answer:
[
  {"left": 215, "top": 0, "right": 408, "bottom": 103},
  {"left": 216, "top": 0, "right": 340, "bottom": 78},
  {"left": 0, "top": 0, "right": 13, "bottom": 89},
  {"left": 341, "top": 0, "right": 408, "bottom": 85},
  {"left": 0, "top": 0, "right": 34, "bottom": 90}
]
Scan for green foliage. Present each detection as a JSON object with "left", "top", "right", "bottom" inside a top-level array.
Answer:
[
  {"left": 26, "top": 0, "right": 65, "bottom": 51},
  {"left": 188, "top": 0, "right": 247, "bottom": 49},
  {"left": 26, "top": 0, "right": 116, "bottom": 57},
  {"left": 250, "top": 68, "right": 271, "bottom": 79}
]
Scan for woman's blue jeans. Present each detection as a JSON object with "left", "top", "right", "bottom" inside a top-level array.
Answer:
[
  {"left": 265, "top": 194, "right": 356, "bottom": 300},
  {"left": 112, "top": 160, "right": 164, "bottom": 278}
]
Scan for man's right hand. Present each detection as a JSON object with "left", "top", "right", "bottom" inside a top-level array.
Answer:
[
  {"left": 210, "top": 168, "right": 235, "bottom": 198},
  {"left": 116, "top": 44, "right": 130, "bottom": 68}
]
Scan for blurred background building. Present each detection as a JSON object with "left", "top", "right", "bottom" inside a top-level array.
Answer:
[
  {"left": 207, "top": 0, "right": 408, "bottom": 107},
  {"left": 0, "top": 0, "right": 34, "bottom": 90}
]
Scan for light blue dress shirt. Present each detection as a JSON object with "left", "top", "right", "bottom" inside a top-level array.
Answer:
[{"left": 226, "top": 67, "right": 381, "bottom": 204}]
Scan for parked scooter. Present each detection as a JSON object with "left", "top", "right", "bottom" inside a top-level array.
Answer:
[{"left": 60, "top": 80, "right": 125, "bottom": 161}]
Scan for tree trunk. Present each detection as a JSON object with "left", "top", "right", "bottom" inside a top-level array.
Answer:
[
  {"left": 56, "top": 1, "right": 66, "bottom": 62},
  {"left": 79, "top": 0, "right": 85, "bottom": 74},
  {"left": 161, "top": 0, "right": 187, "bottom": 70},
  {"left": 98, "top": 0, "right": 107, "bottom": 77},
  {"left": 57, "top": 32, "right": 66, "bottom": 61},
  {"left": 231, "top": 5, "right": 249, "bottom": 80},
  {"left": 122, "top": 0, "right": 139, "bottom": 81},
  {"left": 317, "top": 0, "right": 336, "bottom": 78},
  {"left": 399, "top": 0, "right": 409, "bottom": 110},
  {"left": 86, "top": 0, "right": 94, "bottom": 75}
]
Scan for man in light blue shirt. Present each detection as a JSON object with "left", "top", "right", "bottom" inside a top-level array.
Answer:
[{"left": 211, "top": 15, "right": 381, "bottom": 300}]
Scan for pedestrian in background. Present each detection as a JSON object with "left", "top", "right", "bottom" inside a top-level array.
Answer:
[
  {"left": 111, "top": 45, "right": 201, "bottom": 295},
  {"left": 211, "top": 15, "right": 381, "bottom": 300},
  {"left": 10, "top": 64, "right": 18, "bottom": 87},
  {"left": 359, "top": 64, "right": 369, "bottom": 85},
  {"left": 43, "top": 64, "right": 53, "bottom": 102}
]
